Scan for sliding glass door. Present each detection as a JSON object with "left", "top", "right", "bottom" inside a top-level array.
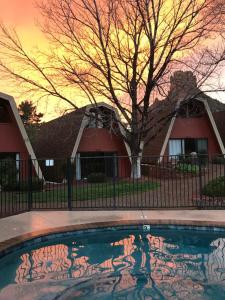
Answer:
[
  {"left": 169, "top": 138, "right": 208, "bottom": 156},
  {"left": 197, "top": 139, "right": 208, "bottom": 153},
  {"left": 169, "top": 139, "right": 184, "bottom": 157}
]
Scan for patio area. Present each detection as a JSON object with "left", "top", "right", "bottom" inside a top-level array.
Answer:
[{"left": 1, "top": 210, "right": 225, "bottom": 253}]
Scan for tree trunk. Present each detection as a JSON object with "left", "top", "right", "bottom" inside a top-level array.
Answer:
[
  {"left": 130, "top": 142, "right": 144, "bottom": 179},
  {"left": 131, "top": 156, "right": 142, "bottom": 179}
]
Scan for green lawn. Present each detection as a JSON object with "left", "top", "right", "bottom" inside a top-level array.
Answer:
[
  {"left": 2, "top": 180, "right": 159, "bottom": 204},
  {"left": 72, "top": 181, "right": 159, "bottom": 201}
]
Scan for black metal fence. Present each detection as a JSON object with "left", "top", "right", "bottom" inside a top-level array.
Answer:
[{"left": 1, "top": 154, "right": 225, "bottom": 217}]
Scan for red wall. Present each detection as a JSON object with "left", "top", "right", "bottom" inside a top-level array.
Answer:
[
  {"left": 78, "top": 128, "right": 130, "bottom": 177},
  {"left": 167, "top": 115, "right": 221, "bottom": 155},
  {"left": 0, "top": 105, "right": 30, "bottom": 160}
]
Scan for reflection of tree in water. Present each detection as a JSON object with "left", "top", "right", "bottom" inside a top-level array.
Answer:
[{"left": 12, "top": 230, "right": 225, "bottom": 299}]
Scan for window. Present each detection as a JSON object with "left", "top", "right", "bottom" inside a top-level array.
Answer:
[
  {"left": 178, "top": 100, "right": 205, "bottom": 118},
  {"left": 87, "top": 107, "right": 114, "bottom": 129},
  {"left": 169, "top": 139, "right": 184, "bottom": 157},
  {"left": 184, "top": 139, "right": 196, "bottom": 154},
  {"left": 0, "top": 104, "right": 11, "bottom": 123},
  {"left": 184, "top": 138, "right": 208, "bottom": 154},
  {"left": 87, "top": 112, "right": 103, "bottom": 128},
  {"left": 197, "top": 139, "right": 208, "bottom": 153},
  {"left": 88, "top": 112, "right": 97, "bottom": 128},
  {"left": 169, "top": 138, "right": 208, "bottom": 156},
  {"left": 45, "top": 159, "right": 54, "bottom": 167},
  {"left": 0, "top": 152, "right": 17, "bottom": 160}
]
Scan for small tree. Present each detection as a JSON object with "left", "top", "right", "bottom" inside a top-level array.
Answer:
[{"left": 18, "top": 100, "right": 44, "bottom": 126}]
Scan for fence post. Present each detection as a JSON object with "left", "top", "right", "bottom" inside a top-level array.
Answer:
[
  {"left": 198, "top": 156, "right": 203, "bottom": 209},
  {"left": 224, "top": 156, "right": 225, "bottom": 178},
  {"left": 113, "top": 154, "right": 117, "bottom": 208},
  {"left": 28, "top": 157, "right": 33, "bottom": 211},
  {"left": 67, "top": 158, "right": 72, "bottom": 210}
]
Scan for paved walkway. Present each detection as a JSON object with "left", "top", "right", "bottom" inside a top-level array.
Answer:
[{"left": 1, "top": 210, "right": 225, "bottom": 252}]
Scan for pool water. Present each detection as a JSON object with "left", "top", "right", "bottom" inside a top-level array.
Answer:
[{"left": 1, "top": 226, "right": 225, "bottom": 299}]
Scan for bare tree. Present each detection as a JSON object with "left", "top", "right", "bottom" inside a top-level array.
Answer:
[{"left": 0, "top": 0, "right": 225, "bottom": 177}]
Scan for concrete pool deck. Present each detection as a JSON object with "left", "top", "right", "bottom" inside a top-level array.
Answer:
[{"left": 1, "top": 210, "right": 225, "bottom": 252}]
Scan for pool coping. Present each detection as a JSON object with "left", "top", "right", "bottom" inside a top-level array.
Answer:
[{"left": 2, "top": 217, "right": 225, "bottom": 254}]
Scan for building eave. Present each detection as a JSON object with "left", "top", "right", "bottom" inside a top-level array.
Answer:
[
  {"left": 0, "top": 92, "right": 43, "bottom": 179},
  {"left": 70, "top": 102, "right": 131, "bottom": 158}
]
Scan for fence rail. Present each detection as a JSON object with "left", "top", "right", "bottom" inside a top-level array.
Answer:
[{"left": 1, "top": 154, "right": 225, "bottom": 217}]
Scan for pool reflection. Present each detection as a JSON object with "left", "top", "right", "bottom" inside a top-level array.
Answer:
[{"left": 11, "top": 230, "right": 225, "bottom": 298}]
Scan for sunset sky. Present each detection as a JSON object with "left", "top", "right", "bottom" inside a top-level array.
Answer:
[
  {"left": 0, "top": 0, "right": 47, "bottom": 50},
  {"left": 0, "top": 0, "right": 66, "bottom": 120},
  {"left": 0, "top": 0, "right": 225, "bottom": 121},
  {"left": 0, "top": 0, "right": 36, "bottom": 25}
]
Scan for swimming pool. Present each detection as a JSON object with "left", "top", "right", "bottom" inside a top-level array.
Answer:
[{"left": 0, "top": 225, "right": 225, "bottom": 299}]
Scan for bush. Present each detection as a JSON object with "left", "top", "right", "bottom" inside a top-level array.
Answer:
[
  {"left": 198, "top": 150, "right": 208, "bottom": 166},
  {"left": 176, "top": 163, "right": 199, "bottom": 174},
  {"left": 178, "top": 152, "right": 208, "bottom": 166},
  {"left": 61, "top": 160, "right": 76, "bottom": 179},
  {"left": 0, "top": 158, "right": 18, "bottom": 189},
  {"left": 211, "top": 155, "right": 225, "bottom": 165},
  {"left": 3, "top": 178, "right": 44, "bottom": 192},
  {"left": 202, "top": 176, "right": 225, "bottom": 197},
  {"left": 87, "top": 172, "right": 107, "bottom": 183},
  {"left": 178, "top": 155, "right": 194, "bottom": 164}
]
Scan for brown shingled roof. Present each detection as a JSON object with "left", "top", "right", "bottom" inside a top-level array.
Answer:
[
  {"left": 205, "top": 96, "right": 225, "bottom": 113},
  {"left": 143, "top": 99, "right": 177, "bottom": 158},
  {"left": 31, "top": 107, "right": 86, "bottom": 159}
]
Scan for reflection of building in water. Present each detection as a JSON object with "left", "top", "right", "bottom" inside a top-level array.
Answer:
[
  {"left": 15, "top": 235, "right": 137, "bottom": 287},
  {"left": 147, "top": 234, "right": 225, "bottom": 298},
  {"left": 15, "top": 244, "right": 71, "bottom": 283},
  {"left": 15, "top": 253, "right": 31, "bottom": 284},
  {"left": 14, "top": 233, "right": 225, "bottom": 298},
  {"left": 206, "top": 238, "right": 225, "bottom": 282}
]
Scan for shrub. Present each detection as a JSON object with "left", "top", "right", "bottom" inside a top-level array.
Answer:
[
  {"left": 178, "top": 155, "right": 194, "bottom": 164},
  {"left": 61, "top": 160, "right": 76, "bottom": 179},
  {"left": 176, "top": 163, "right": 199, "bottom": 174},
  {"left": 0, "top": 158, "right": 18, "bottom": 189},
  {"left": 87, "top": 172, "right": 107, "bottom": 183},
  {"left": 198, "top": 150, "right": 208, "bottom": 166},
  {"left": 202, "top": 176, "right": 225, "bottom": 197},
  {"left": 211, "top": 155, "right": 225, "bottom": 165},
  {"left": 21, "top": 178, "right": 44, "bottom": 191},
  {"left": 178, "top": 152, "right": 208, "bottom": 166},
  {"left": 3, "top": 178, "right": 44, "bottom": 192}
]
